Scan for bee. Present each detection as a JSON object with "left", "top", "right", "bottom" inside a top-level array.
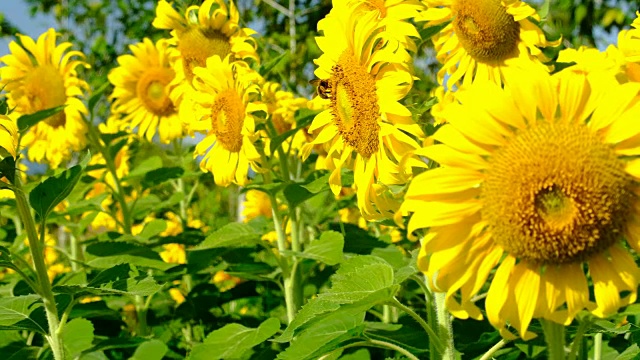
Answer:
[{"left": 309, "top": 78, "right": 331, "bottom": 99}]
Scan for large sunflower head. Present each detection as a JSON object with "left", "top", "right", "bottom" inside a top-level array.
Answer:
[
  {"left": 0, "top": 28, "right": 89, "bottom": 169},
  {"left": 418, "top": 0, "right": 560, "bottom": 87},
  {"left": 108, "top": 38, "right": 182, "bottom": 144},
  {"left": 153, "top": 0, "right": 259, "bottom": 123},
  {"left": 401, "top": 65, "right": 640, "bottom": 339},
  {"left": 303, "top": 1, "right": 423, "bottom": 220},
  {"left": 191, "top": 55, "right": 266, "bottom": 187}
]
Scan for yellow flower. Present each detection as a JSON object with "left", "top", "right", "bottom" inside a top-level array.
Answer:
[
  {"left": 261, "top": 81, "right": 309, "bottom": 154},
  {"left": 169, "top": 288, "right": 186, "bottom": 305},
  {"left": 242, "top": 190, "right": 273, "bottom": 222},
  {"left": 212, "top": 270, "right": 242, "bottom": 291},
  {"left": 108, "top": 38, "right": 182, "bottom": 143},
  {"left": 303, "top": 1, "right": 423, "bottom": 220},
  {"left": 152, "top": 0, "right": 259, "bottom": 124},
  {"left": 191, "top": 56, "right": 266, "bottom": 186},
  {"left": 401, "top": 66, "right": 640, "bottom": 339},
  {"left": 346, "top": 0, "right": 423, "bottom": 59},
  {"left": 615, "top": 11, "right": 640, "bottom": 82},
  {"left": 0, "top": 28, "right": 89, "bottom": 169},
  {"left": 160, "top": 243, "right": 186, "bottom": 264},
  {"left": 418, "top": 0, "right": 559, "bottom": 87},
  {"left": 0, "top": 114, "right": 18, "bottom": 159}
]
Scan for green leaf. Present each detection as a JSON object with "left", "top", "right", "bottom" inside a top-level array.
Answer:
[
  {"left": 538, "top": 0, "right": 550, "bottom": 19},
  {"left": 129, "top": 340, "right": 168, "bottom": 360},
  {"left": 17, "top": 105, "right": 66, "bottom": 131},
  {"left": 300, "top": 171, "right": 330, "bottom": 194},
  {"left": 0, "top": 156, "right": 16, "bottom": 184},
  {"left": 88, "top": 81, "right": 110, "bottom": 114},
  {"left": 277, "top": 312, "right": 366, "bottom": 360},
  {"left": 62, "top": 318, "right": 95, "bottom": 359},
  {"left": 301, "top": 231, "right": 344, "bottom": 265},
  {"left": 29, "top": 151, "right": 90, "bottom": 220},
  {"left": 189, "top": 318, "right": 280, "bottom": 360},
  {"left": 0, "top": 295, "right": 46, "bottom": 334},
  {"left": 141, "top": 166, "right": 185, "bottom": 188},
  {"left": 136, "top": 219, "right": 168, "bottom": 240},
  {"left": 259, "top": 51, "right": 289, "bottom": 77},
  {"left": 108, "top": 138, "right": 129, "bottom": 161},
  {"left": 418, "top": 22, "right": 449, "bottom": 42},
  {"left": 85, "top": 241, "right": 174, "bottom": 271},
  {"left": 192, "top": 222, "right": 260, "bottom": 251},
  {"left": 126, "top": 156, "right": 162, "bottom": 179},
  {"left": 276, "top": 255, "right": 397, "bottom": 342},
  {"left": 614, "top": 344, "right": 640, "bottom": 360},
  {"left": 54, "top": 276, "right": 162, "bottom": 297}
]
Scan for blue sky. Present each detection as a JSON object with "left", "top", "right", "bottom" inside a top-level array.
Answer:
[{"left": 0, "top": 1, "right": 56, "bottom": 56}]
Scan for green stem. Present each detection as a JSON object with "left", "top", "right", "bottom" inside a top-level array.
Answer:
[
  {"left": 479, "top": 339, "right": 509, "bottom": 360},
  {"left": 594, "top": 332, "right": 602, "bottom": 360},
  {"left": 568, "top": 318, "right": 591, "bottom": 360},
  {"left": 387, "top": 297, "right": 443, "bottom": 353},
  {"left": 14, "top": 182, "right": 64, "bottom": 360},
  {"left": 135, "top": 295, "right": 149, "bottom": 336},
  {"left": 318, "top": 339, "right": 419, "bottom": 360},
  {"left": 85, "top": 117, "right": 132, "bottom": 233},
  {"left": 434, "top": 292, "right": 455, "bottom": 360},
  {"left": 541, "top": 319, "right": 566, "bottom": 360}
]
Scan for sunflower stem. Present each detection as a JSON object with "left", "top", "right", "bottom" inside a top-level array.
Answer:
[
  {"left": 14, "top": 179, "right": 64, "bottom": 360},
  {"left": 387, "top": 297, "right": 443, "bottom": 353},
  {"left": 594, "top": 332, "right": 603, "bottom": 360},
  {"left": 479, "top": 339, "right": 509, "bottom": 360},
  {"left": 84, "top": 118, "right": 133, "bottom": 233},
  {"left": 434, "top": 292, "right": 456, "bottom": 360},
  {"left": 568, "top": 318, "right": 591, "bottom": 360},
  {"left": 541, "top": 319, "right": 566, "bottom": 359}
]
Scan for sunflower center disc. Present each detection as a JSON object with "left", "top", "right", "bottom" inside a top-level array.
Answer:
[
  {"left": 24, "top": 64, "right": 67, "bottom": 128},
  {"left": 330, "top": 51, "right": 380, "bottom": 159},
  {"left": 137, "top": 67, "right": 176, "bottom": 116},
  {"left": 179, "top": 28, "right": 232, "bottom": 81},
  {"left": 482, "top": 122, "right": 634, "bottom": 264},
  {"left": 452, "top": 0, "right": 520, "bottom": 63},
  {"left": 211, "top": 89, "right": 244, "bottom": 152}
]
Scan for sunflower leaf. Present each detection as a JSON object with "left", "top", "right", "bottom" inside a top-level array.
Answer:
[
  {"left": 276, "top": 255, "right": 397, "bottom": 343},
  {"left": 189, "top": 318, "right": 280, "bottom": 360},
  {"left": 129, "top": 340, "right": 168, "bottom": 360},
  {"left": 17, "top": 105, "right": 66, "bottom": 131},
  {"left": 29, "top": 151, "right": 90, "bottom": 220},
  {"left": 0, "top": 295, "right": 47, "bottom": 334},
  {"left": 300, "top": 231, "right": 344, "bottom": 265},
  {"left": 191, "top": 222, "right": 260, "bottom": 251},
  {"left": 277, "top": 311, "right": 366, "bottom": 360},
  {"left": 61, "top": 318, "right": 95, "bottom": 359}
]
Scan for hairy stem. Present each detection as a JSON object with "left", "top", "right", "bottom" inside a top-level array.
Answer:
[{"left": 14, "top": 182, "right": 64, "bottom": 360}]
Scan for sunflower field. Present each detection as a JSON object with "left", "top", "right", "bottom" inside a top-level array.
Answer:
[{"left": 0, "top": 0, "right": 639, "bottom": 359}]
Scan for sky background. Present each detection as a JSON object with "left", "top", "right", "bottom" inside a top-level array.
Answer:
[{"left": 0, "top": 1, "right": 57, "bottom": 56}]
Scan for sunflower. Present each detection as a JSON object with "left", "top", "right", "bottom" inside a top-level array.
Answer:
[
  {"left": 109, "top": 38, "right": 182, "bottom": 143},
  {"left": 0, "top": 114, "right": 18, "bottom": 159},
  {"left": 261, "top": 81, "right": 309, "bottom": 154},
  {"left": 615, "top": 11, "right": 640, "bottom": 82},
  {"left": 401, "top": 65, "right": 640, "bottom": 339},
  {"left": 152, "top": 0, "right": 259, "bottom": 125},
  {"left": 0, "top": 28, "right": 89, "bottom": 169},
  {"left": 345, "top": 0, "right": 423, "bottom": 59},
  {"left": 418, "top": 0, "right": 559, "bottom": 87},
  {"left": 242, "top": 189, "right": 274, "bottom": 222},
  {"left": 302, "top": 1, "right": 424, "bottom": 220},
  {"left": 190, "top": 55, "right": 266, "bottom": 187}
]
